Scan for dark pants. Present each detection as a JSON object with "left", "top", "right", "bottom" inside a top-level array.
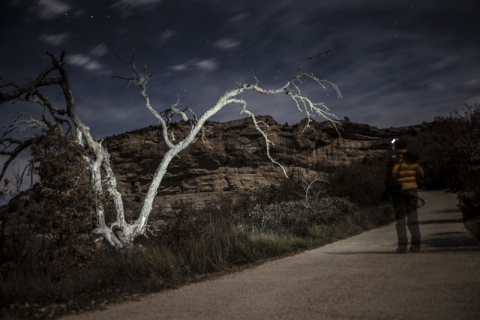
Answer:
[{"left": 392, "top": 189, "right": 421, "bottom": 247}]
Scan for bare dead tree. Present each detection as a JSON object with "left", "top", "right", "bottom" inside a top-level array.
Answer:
[
  {"left": 303, "top": 177, "right": 330, "bottom": 207},
  {"left": 0, "top": 50, "right": 341, "bottom": 249}
]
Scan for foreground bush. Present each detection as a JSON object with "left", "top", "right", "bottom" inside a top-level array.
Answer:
[
  {"left": 248, "top": 197, "right": 355, "bottom": 235},
  {"left": 0, "top": 130, "right": 96, "bottom": 280},
  {"left": 327, "top": 155, "right": 387, "bottom": 206}
]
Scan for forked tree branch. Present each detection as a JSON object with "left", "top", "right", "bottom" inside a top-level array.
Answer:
[{"left": 1, "top": 48, "right": 342, "bottom": 249}]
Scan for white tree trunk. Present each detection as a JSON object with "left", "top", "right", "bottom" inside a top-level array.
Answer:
[
  {"left": 1, "top": 51, "right": 341, "bottom": 250},
  {"left": 79, "top": 54, "right": 340, "bottom": 248}
]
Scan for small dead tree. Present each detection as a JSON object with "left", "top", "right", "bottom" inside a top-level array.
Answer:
[
  {"left": 303, "top": 177, "right": 330, "bottom": 207},
  {"left": 0, "top": 49, "right": 341, "bottom": 249}
]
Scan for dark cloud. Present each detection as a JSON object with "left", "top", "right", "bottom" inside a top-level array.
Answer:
[{"left": 1, "top": 0, "right": 480, "bottom": 139}]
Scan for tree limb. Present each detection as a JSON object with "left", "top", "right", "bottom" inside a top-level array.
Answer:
[{"left": 0, "top": 139, "right": 33, "bottom": 182}]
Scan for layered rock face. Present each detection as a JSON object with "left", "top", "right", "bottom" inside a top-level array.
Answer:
[{"left": 104, "top": 117, "right": 430, "bottom": 218}]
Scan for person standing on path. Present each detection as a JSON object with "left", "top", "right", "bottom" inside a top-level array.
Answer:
[{"left": 391, "top": 149, "right": 425, "bottom": 253}]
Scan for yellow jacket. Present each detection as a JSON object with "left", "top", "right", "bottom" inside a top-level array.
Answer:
[{"left": 392, "top": 161, "right": 424, "bottom": 191}]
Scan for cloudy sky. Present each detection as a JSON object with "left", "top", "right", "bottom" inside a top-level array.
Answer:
[{"left": 1, "top": 0, "right": 480, "bottom": 139}]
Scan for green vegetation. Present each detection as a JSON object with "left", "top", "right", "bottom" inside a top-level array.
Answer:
[{"left": 248, "top": 197, "right": 355, "bottom": 235}]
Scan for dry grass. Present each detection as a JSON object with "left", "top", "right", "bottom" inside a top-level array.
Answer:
[{"left": 1, "top": 201, "right": 394, "bottom": 320}]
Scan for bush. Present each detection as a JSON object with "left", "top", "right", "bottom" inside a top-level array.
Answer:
[
  {"left": 327, "top": 155, "right": 387, "bottom": 206},
  {"left": 409, "top": 103, "right": 480, "bottom": 195},
  {"left": 0, "top": 129, "right": 97, "bottom": 280},
  {"left": 154, "top": 206, "right": 210, "bottom": 246},
  {"left": 154, "top": 192, "right": 262, "bottom": 247},
  {"left": 452, "top": 103, "right": 480, "bottom": 231},
  {"left": 248, "top": 197, "right": 355, "bottom": 236},
  {"left": 407, "top": 118, "right": 460, "bottom": 189},
  {"left": 450, "top": 104, "right": 480, "bottom": 199}
]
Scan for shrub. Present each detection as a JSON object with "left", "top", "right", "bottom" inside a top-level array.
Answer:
[
  {"left": 408, "top": 103, "right": 480, "bottom": 195},
  {"left": 327, "top": 155, "right": 387, "bottom": 206},
  {"left": 0, "top": 129, "right": 96, "bottom": 279},
  {"left": 154, "top": 191, "right": 263, "bottom": 246},
  {"left": 248, "top": 197, "right": 355, "bottom": 236},
  {"left": 407, "top": 118, "right": 459, "bottom": 189},
  {"left": 154, "top": 206, "right": 210, "bottom": 246},
  {"left": 450, "top": 104, "right": 480, "bottom": 199},
  {"left": 449, "top": 104, "right": 480, "bottom": 226}
]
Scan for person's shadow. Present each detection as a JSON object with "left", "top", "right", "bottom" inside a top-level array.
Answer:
[{"left": 328, "top": 213, "right": 480, "bottom": 255}]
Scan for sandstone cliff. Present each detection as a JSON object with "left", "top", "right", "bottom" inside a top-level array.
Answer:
[{"left": 103, "top": 117, "right": 430, "bottom": 218}]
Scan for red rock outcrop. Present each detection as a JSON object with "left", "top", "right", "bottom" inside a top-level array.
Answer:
[{"left": 104, "top": 117, "right": 430, "bottom": 217}]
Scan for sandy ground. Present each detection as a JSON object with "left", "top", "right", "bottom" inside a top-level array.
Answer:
[{"left": 61, "top": 190, "right": 480, "bottom": 320}]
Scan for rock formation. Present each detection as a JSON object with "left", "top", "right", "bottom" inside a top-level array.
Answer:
[{"left": 103, "top": 116, "right": 430, "bottom": 218}]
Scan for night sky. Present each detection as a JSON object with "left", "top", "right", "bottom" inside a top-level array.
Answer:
[{"left": 1, "top": 0, "right": 480, "bottom": 140}]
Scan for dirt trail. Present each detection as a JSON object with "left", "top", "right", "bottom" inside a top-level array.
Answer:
[{"left": 62, "top": 190, "right": 480, "bottom": 320}]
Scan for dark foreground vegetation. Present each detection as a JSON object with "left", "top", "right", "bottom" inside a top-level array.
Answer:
[
  {"left": 413, "top": 104, "right": 480, "bottom": 240},
  {"left": 1, "top": 199, "right": 391, "bottom": 319},
  {"left": 1, "top": 103, "right": 479, "bottom": 319}
]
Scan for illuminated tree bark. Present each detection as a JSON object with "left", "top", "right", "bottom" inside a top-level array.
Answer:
[{"left": 0, "top": 50, "right": 340, "bottom": 249}]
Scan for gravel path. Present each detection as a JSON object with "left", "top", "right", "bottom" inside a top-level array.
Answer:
[{"left": 62, "top": 190, "right": 480, "bottom": 320}]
